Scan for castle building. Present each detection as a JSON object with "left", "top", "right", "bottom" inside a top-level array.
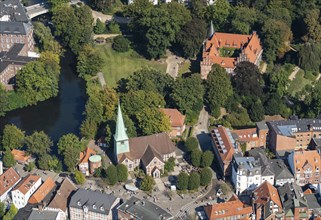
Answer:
[
  {"left": 200, "top": 22, "right": 263, "bottom": 79},
  {"left": 114, "top": 103, "right": 176, "bottom": 178}
]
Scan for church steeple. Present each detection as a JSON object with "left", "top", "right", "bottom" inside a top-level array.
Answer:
[
  {"left": 208, "top": 21, "right": 215, "bottom": 39},
  {"left": 114, "top": 101, "right": 129, "bottom": 159}
]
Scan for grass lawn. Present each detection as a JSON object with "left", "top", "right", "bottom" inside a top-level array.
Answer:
[
  {"left": 95, "top": 44, "right": 167, "bottom": 88},
  {"left": 287, "top": 70, "right": 312, "bottom": 96},
  {"left": 178, "top": 60, "right": 191, "bottom": 76}
]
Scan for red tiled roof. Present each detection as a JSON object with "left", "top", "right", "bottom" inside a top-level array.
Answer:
[
  {"left": 233, "top": 128, "right": 259, "bottom": 142},
  {"left": 160, "top": 108, "right": 185, "bottom": 127},
  {"left": 253, "top": 181, "right": 282, "bottom": 209},
  {"left": 211, "top": 126, "right": 236, "bottom": 163},
  {"left": 79, "top": 147, "right": 96, "bottom": 164},
  {"left": 13, "top": 174, "right": 41, "bottom": 195},
  {"left": 0, "top": 168, "right": 21, "bottom": 196},
  {"left": 11, "top": 149, "right": 30, "bottom": 162},
  {"left": 29, "top": 177, "right": 55, "bottom": 204},
  {"left": 292, "top": 150, "right": 321, "bottom": 174},
  {"left": 204, "top": 195, "right": 252, "bottom": 219}
]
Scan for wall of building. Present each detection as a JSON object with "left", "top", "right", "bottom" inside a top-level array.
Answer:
[{"left": 12, "top": 178, "right": 41, "bottom": 209}]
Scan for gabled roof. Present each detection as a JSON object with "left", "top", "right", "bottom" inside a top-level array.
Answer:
[
  {"left": 48, "top": 177, "right": 77, "bottom": 212},
  {"left": 118, "top": 133, "right": 175, "bottom": 163},
  {"left": 0, "top": 167, "right": 21, "bottom": 196},
  {"left": 79, "top": 147, "right": 96, "bottom": 164},
  {"left": 291, "top": 150, "right": 321, "bottom": 173},
  {"left": 12, "top": 174, "right": 41, "bottom": 195},
  {"left": 160, "top": 108, "right": 185, "bottom": 127},
  {"left": 141, "top": 145, "right": 164, "bottom": 167},
  {"left": 253, "top": 181, "right": 282, "bottom": 209},
  {"left": 11, "top": 149, "right": 30, "bottom": 163},
  {"left": 69, "top": 189, "right": 118, "bottom": 215},
  {"left": 204, "top": 194, "right": 252, "bottom": 219},
  {"left": 232, "top": 128, "right": 258, "bottom": 142},
  {"left": 269, "top": 159, "right": 294, "bottom": 180},
  {"left": 29, "top": 177, "right": 55, "bottom": 204}
]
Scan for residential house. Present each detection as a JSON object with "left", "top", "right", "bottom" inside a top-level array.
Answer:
[
  {"left": 267, "top": 118, "right": 321, "bottom": 157},
  {"left": 211, "top": 125, "right": 240, "bottom": 177},
  {"left": 288, "top": 150, "right": 321, "bottom": 186},
  {"left": 304, "top": 189, "right": 321, "bottom": 218},
  {"left": 28, "top": 177, "right": 56, "bottom": 204},
  {"left": 117, "top": 196, "right": 173, "bottom": 220},
  {"left": 200, "top": 22, "right": 263, "bottom": 78},
  {"left": 252, "top": 181, "right": 283, "bottom": 220},
  {"left": 12, "top": 174, "right": 41, "bottom": 209},
  {"left": 232, "top": 155, "right": 263, "bottom": 195},
  {"left": 114, "top": 103, "right": 176, "bottom": 178},
  {"left": 160, "top": 108, "right": 186, "bottom": 137},
  {"left": 28, "top": 208, "right": 66, "bottom": 220},
  {"left": 48, "top": 177, "right": 77, "bottom": 218},
  {"left": 0, "top": 167, "right": 21, "bottom": 201},
  {"left": 69, "top": 189, "right": 119, "bottom": 220},
  {"left": 278, "top": 182, "right": 309, "bottom": 220},
  {"left": 269, "top": 159, "right": 294, "bottom": 186},
  {"left": 78, "top": 147, "right": 96, "bottom": 176},
  {"left": 11, "top": 149, "right": 31, "bottom": 164},
  {"left": 0, "top": 0, "right": 36, "bottom": 89},
  {"left": 232, "top": 122, "right": 269, "bottom": 151},
  {"left": 204, "top": 194, "right": 253, "bottom": 220}
]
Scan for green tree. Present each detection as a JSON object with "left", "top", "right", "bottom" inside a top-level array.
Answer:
[
  {"left": 37, "top": 154, "right": 52, "bottom": 170},
  {"left": 176, "top": 18, "right": 207, "bottom": 58},
  {"left": 229, "top": 6, "right": 258, "bottom": 34},
  {"left": 269, "top": 65, "right": 291, "bottom": 96},
  {"left": 248, "top": 100, "right": 265, "bottom": 122},
  {"left": 0, "top": 85, "right": 8, "bottom": 117},
  {"left": 77, "top": 45, "right": 103, "bottom": 77},
  {"left": 25, "top": 162, "right": 35, "bottom": 172},
  {"left": 185, "top": 137, "right": 198, "bottom": 152},
  {"left": 201, "top": 150, "right": 214, "bottom": 168},
  {"left": 107, "top": 21, "right": 121, "bottom": 34},
  {"left": 164, "top": 157, "right": 175, "bottom": 172},
  {"left": 262, "top": 19, "right": 292, "bottom": 62},
  {"left": 52, "top": 5, "right": 93, "bottom": 54},
  {"left": 302, "top": 9, "right": 321, "bottom": 42},
  {"left": 232, "top": 62, "right": 263, "bottom": 98},
  {"left": 1, "top": 124, "right": 25, "bottom": 150},
  {"left": 94, "top": 19, "right": 106, "bottom": 34},
  {"left": 206, "top": 64, "right": 233, "bottom": 117},
  {"left": 3, "top": 204, "right": 18, "bottom": 220},
  {"left": 140, "top": 175, "right": 155, "bottom": 192},
  {"left": 106, "top": 165, "right": 118, "bottom": 185},
  {"left": 74, "top": 170, "right": 85, "bottom": 185},
  {"left": 190, "top": 0, "right": 207, "bottom": 19},
  {"left": 3, "top": 149, "right": 15, "bottom": 168},
  {"left": 63, "top": 145, "right": 81, "bottom": 172},
  {"left": 116, "top": 164, "right": 128, "bottom": 182},
  {"left": 26, "top": 131, "right": 52, "bottom": 157},
  {"left": 0, "top": 202, "right": 5, "bottom": 218},
  {"left": 58, "top": 133, "right": 82, "bottom": 155},
  {"left": 112, "top": 36, "right": 130, "bottom": 52},
  {"left": 171, "top": 74, "right": 204, "bottom": 120},
  {"left": 226, "top": 107, "right": 252, "bottom": 127},
  {"left": 298, "top": 42, "right": 321, "bottom": 72},
  {"left": 177, "top": 172, "right": 189, "bottom": 190},
  {"left": 136, "top": 108, "right": 171, "bottom": 135},
  {"left": 191, "top": 149, "right": 202, "bottom": 167},
  {"left": 200, "top": 167, "right": 212, "bottom": 186},
  {"left": 206, "top": 0, "right": 231, "bottom": 30},
  {"left": 33, "top": 22, "right": 62, "bottom": 55},
  {"left": 188, "top": 172, "right": 200, "bottom": 190}
]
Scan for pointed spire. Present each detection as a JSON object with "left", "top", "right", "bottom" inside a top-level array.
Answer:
[
  {"left": 114, "top": 100, "right": 128, "bottom": 142},
  {"left": 208, "top": 21, "right": 215, "bottom": 39}
]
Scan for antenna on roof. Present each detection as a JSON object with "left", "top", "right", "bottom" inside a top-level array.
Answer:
[{"left": 208, "top": 21, "right": 214, "bottom": 39}]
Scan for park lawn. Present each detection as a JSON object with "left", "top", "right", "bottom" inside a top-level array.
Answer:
[
  {"left": 178, "top": 60, "right": 191, "bottom": 76},
  {"left": 95, "top": 44, "right": 167, "bottom": 88},
  {"left": 287, "top": 70, "right": 312, "bottom": 96}
]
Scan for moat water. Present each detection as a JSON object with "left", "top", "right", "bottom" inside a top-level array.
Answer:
[{"left": 0, "top": 50, "right": 87, "bottom": 142}]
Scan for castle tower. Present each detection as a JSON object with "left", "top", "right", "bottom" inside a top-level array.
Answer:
[{"left": 114, "top": 102, "right": 129, "bottom": 161}]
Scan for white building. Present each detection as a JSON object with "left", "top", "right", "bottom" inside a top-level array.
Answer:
[
  {"left": 232, "top": 155, "right": 266, "bottom": 195},
  {"left": 0, "top": 167, "right": 21, "bottom": 202},
  {"left": 11, "top": 174, "right": 41, "bottom": 209}
]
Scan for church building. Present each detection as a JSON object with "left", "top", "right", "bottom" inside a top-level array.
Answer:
[
  {"left": 200, "top": 22, "right": 263, "bottom": 79},
  {"left": 114, "top": 103, "right": 176, "bottom": 178}
]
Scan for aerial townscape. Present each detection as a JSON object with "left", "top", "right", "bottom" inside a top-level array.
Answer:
[{"left": 2, "top": 0, "right": 321, "bottom": 219}]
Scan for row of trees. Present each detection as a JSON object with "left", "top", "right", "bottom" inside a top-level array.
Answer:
[{"left": 177, "top": 168, "right": 212, "bottom": 191}]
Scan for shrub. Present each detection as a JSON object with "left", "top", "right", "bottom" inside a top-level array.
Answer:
[{"left": 112, "top": 36, "right": 130, "bottom": 52}]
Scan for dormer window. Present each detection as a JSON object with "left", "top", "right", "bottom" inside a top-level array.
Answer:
[
  {"left": 100, "top": 207, "right": 104, "bottom": 211},
  {"left": 77, "top": 201, "right": 81, "bottom": 206},
  {"left": 93, "top": 205, "right": 97, "bottom": 209}
]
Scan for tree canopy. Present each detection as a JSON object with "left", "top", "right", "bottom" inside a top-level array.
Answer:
[{"left": 1, "top": 125, "right": 25, "bottom": 150}]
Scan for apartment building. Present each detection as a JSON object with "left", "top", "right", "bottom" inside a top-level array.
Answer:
[
  {"left": 160, "top": 108, "right": 186, "bottom": 137},
  {"left": 0, "top": 167, "right": 21, "bottom": 201}
]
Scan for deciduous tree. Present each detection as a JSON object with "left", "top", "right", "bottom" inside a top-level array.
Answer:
[
  {"left": 188, "top": 172, "right": 200, "bottom": 190},
  {"left": 177, "top": 172, "right": 189, "bottom": 190},
  {"left": 140, "top": 175, "right": 155, "bottom": 191},
  {"left": 26, "top": 131, "right": 52, "bottom": 157},
  {"left": 77, "top": 45, "right": 103, "bottom": 77},
  {"left": 1, "top": 125, "right": 25, "bottom": 150},
  {"left": 201, "top": 150, "right": 214, "bottom": 168},
  {"left": 58, "top": 133, "right": 82, "bottom": 155},
  {"left": 74, "top": 170, "right": 85, "bottom": 185},
  {"left": 191, "top": 149, "right": 202, "bottom": 167},
  {"left": 136, "top": 108, "right": 170, "bottom": 135},
  {"left": 3, "top": 149, "right": 15, "bottom": 168},
  {"left": 185, "top": 137, "right": 198, "bottom": 152},
  {"left": 200, "top": 167, "right": 212, "bottom": 186},
  {"left": 106, "top": 165, "right": 118, "bottom": 185},
  {"left": 117, "top": 164, "right": 128, "bottom": 182}
]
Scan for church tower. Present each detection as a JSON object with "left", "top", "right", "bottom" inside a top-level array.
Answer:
[
  {"left": 114, "top": 102, "right": 129, "bottom": 160},
  {"left": 208, "top": 21, "right": 215, "bottom": 39}
]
